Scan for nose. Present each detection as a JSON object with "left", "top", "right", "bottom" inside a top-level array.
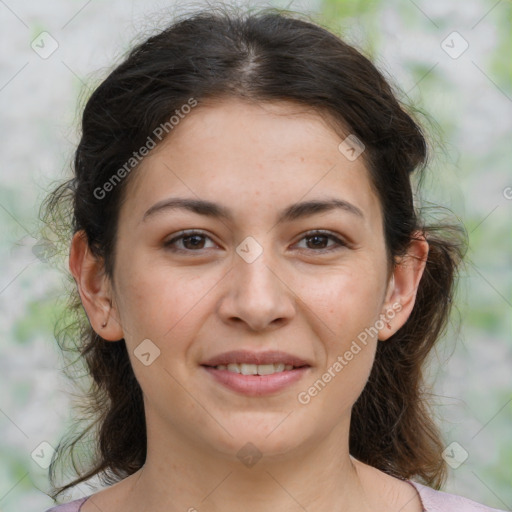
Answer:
[{"left": 216, "top": 250, "right": 296, "bottom": 332}]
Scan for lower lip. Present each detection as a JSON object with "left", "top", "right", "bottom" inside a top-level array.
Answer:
[{"left": 201, "top": 366, "right": 310, "bottom": 396}]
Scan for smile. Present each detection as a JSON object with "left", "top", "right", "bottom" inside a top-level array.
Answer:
[
  {"left": 211, "top": 363, "right": 296, "bottom": 375},
  {"left": 201, "top": 364, "right": 310, "bottom": 396}
]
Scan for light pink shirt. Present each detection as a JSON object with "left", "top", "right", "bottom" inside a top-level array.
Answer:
[{"left": 44, "top": 480, "right": 508, "bottom": 511}]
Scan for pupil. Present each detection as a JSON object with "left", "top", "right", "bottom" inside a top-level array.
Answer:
[
  {"left": 185, "top": 235, "right": 204, "bottom": 249},
  {"left": 309, "top": 235, "right": 326, "bottom": 248}
]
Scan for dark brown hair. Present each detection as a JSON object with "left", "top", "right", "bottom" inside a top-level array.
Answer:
[{"left": 42, "top": 4, "right": 466, "bottom": 499}]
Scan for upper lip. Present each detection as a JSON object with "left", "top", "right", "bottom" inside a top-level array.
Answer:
[{"left": 201, "top": 350, "right": 311, "bottom": 367}]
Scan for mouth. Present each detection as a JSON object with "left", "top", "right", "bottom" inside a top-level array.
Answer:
[
  {"left": 203, "top": 362, "right": 306, "bottom": 375},
  {"left": 200, "top": 350, "right": 311, "bottom": 396},
  {"left": 200, "top": 349, "right": 311, "bottom": 368}
]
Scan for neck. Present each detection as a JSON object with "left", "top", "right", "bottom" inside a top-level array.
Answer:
[{"left": 120, "top": 414, "right": 373, "bottom": 512}]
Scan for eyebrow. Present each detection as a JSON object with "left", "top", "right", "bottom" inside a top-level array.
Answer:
[{"left": 142, "top": 196, "right": 364, "bottom": 224}]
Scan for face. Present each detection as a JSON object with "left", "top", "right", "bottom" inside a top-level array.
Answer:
[{"left": 99, "top": 99, "right": 403, "bottom": 461}]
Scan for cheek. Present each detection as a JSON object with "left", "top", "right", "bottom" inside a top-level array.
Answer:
[
  {"left": 294, "top": 261, "right": 384, "bottom": 397},
  {"left": 298, "top": 274, "right": 380, "bottom": 414},
  {"left": 298, "top": 262, "right": 386, "bottom": 336},
  {"left": 114, "top": 257, "right": 217, "bottom": 343}
]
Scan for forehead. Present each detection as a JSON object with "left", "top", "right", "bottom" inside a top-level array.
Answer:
[{"left": 120, "top": 98, "right": 382, "bottom": 230}]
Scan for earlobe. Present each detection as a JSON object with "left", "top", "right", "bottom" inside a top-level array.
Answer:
[
  {"left": 378, "top": 233, "right": 429, "bottom": 341},
  {"left": 69, "top": 230, "right": 124, "bottom": 341}
]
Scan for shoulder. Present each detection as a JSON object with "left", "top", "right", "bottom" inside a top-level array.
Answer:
[
  {"left": 44, "top": 496, "right": 90, "bottom": 512},
  {"left": 408, "top": 481, "right": 507, "bottom": 512}
]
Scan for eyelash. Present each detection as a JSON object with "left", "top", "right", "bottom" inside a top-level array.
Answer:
[{"left": 163, "top": 229, "right": 347, "bottom": 254}]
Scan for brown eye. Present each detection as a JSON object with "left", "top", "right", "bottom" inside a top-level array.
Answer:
[
  {"left": 295, "top": 230, "right": 347, "bottom": 253},
  {"left": 164, "top": 231, "right": 216, "bottom": 253}
]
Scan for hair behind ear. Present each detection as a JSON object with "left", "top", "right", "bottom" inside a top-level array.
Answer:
[{"left": 349, "top": 223, "right": 467, "bottom": 488}]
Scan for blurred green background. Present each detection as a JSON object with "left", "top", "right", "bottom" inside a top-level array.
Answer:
[{"left": 0, "top": 0, "right": 510, "bottom": 510}]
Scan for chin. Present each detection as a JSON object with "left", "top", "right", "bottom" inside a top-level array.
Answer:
[{"left": 207, "top": 419, "right": 308, "bottom": 461}]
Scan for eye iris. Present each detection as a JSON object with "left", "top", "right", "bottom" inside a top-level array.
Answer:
[
  {"left": 307, "top": 235, "right": 328, "bottom": 249},
  {"left": 183, "top": 234, "right": 205, "bottom": 249}
]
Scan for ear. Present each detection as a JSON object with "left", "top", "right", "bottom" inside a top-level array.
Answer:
[
  {"left": 69, "top": 230, "right": 124, "bottom": 341},
  {"left": 378, "top": 232, "right": 429, "bottom": 341}
]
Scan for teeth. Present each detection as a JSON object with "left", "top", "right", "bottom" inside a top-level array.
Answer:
[
  {"left": 257, "top": 363, "right": 283, "bottom": 375},
  {"left": 215, "top": 363, "right": 295, "bottom": 375},
  {"left": 240, "top": 363, "right": 257, "bottom": 375}
]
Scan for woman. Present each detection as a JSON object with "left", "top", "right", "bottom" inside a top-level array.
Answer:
[{"left": 42, "top": 5, "right": 505, "bottom": 512}]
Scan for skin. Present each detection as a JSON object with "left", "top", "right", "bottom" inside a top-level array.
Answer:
[{"left": 70, "top": 98, "right": 428, "bottom": 512}]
